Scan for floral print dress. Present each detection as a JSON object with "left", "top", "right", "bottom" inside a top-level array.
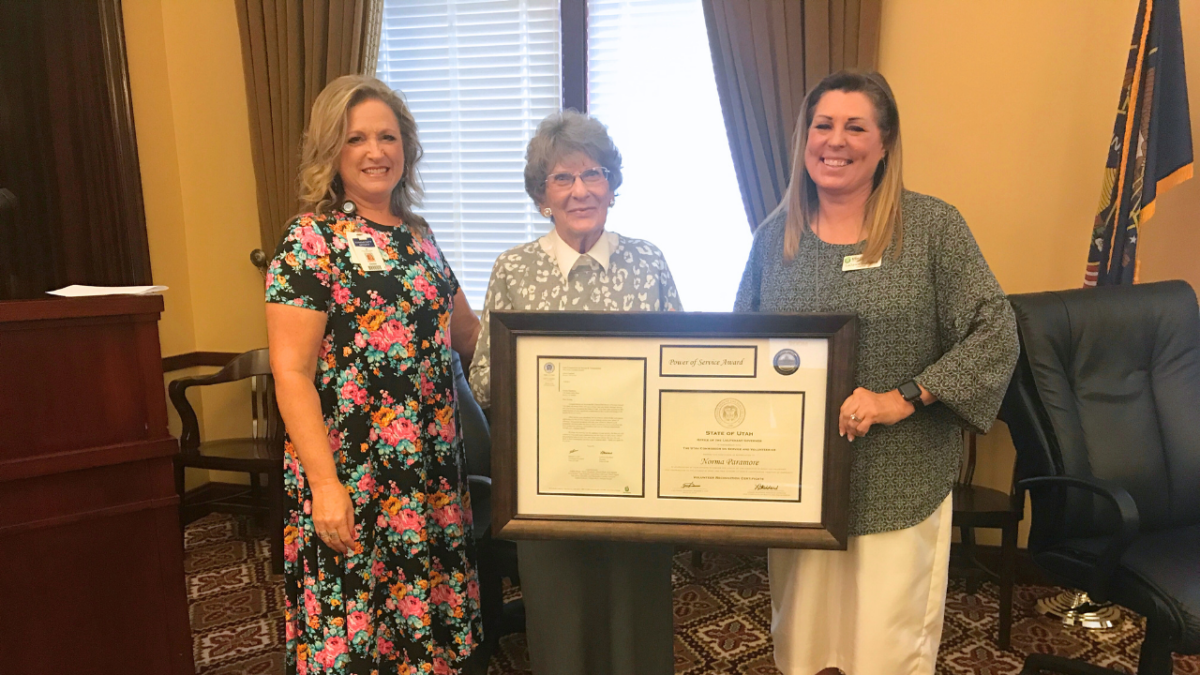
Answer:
[{"left": 266, "top": 211, "right": 482, "bottom": 675}]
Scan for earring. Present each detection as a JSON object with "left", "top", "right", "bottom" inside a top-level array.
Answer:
[
  {"left": 541, "top": 207, "right": 553, "bottom": 217},
  {"left": 609, "top": 197, "right": 615, "bottom": 207},
  {"left": 399, "top": 178, "right": 406, "bottom": 189}
]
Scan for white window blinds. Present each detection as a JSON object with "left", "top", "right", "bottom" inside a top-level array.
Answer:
[
  {"left": 376, "top": 0, "right": 561, "bottom": 307},
  {"left": 587, "top": 0, "right": 750, "bottom": 311}
]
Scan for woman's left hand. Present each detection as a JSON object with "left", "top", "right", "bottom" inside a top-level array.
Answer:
[{"left": 839, "top": 387, "right": 915, "bottom": 441}]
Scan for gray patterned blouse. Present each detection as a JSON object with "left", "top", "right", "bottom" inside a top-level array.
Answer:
[
  {"left": 468, "top": 231, "right": 682, "bottom": 408},
  {"left": 735, "top": 191, "right": 1019, "bottom": 536}
]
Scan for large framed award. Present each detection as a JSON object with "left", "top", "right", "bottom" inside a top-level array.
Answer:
[{"left": 488, "top": 311, "right": 857, "bottom": 549}]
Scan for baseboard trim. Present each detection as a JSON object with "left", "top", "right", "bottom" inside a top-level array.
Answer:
[
  {"left": 181, "top": 481, "right": 267, "bottom": 525},
  {"left": 949, "top": 542, "right": 1051, "bottom": 586}
]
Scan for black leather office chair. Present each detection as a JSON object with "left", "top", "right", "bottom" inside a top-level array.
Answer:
[
  {"left": 451, "top": 352, "right": 523, "bottom": 656},
  {"left": 1001, "top": 281, "right": 1200, "bottom": 675}
]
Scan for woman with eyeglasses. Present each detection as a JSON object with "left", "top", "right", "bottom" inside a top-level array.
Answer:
[{"left": 468, "top": 110, "right": 680, "bottom": 675}]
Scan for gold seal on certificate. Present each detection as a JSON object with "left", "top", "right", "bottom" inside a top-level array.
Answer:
[
  {"left": 536, "top": 357, "right": 647, "bottom": 496},
  {"left": 714, "top": 398, "right": 746, "bottom": 428}
]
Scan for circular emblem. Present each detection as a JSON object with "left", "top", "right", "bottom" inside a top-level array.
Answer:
[
  {"left": 773, "top": 348, "right": 800, "bottom": 376},
  {"left": 543, "top": 362, "right": 555, "bottom": 373},
  {"left": 714, "top": 398, "right": 746, "bottom": 429},
  {"left": 340, "top": 200, "right": 357, "bottom": 214}
]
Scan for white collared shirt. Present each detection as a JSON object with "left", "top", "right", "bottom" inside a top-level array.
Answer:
[{"left": 539, "top": 228, "right": 619, "bottom": 281}]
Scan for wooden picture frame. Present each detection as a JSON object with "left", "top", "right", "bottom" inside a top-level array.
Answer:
[{"left": 489, "top": 311, "right": 858, "bottom": 549}]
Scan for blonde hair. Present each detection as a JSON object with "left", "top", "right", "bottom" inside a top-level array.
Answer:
[
  {"left": 776, "top": 70, "right": 904, "bottom": 263},
  {"left": 297, "top": 75, "right": 427, "bottom": 230}
]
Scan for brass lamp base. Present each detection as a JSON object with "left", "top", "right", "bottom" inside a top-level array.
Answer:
[{"left": 1036, "top": 590, "right": 1123, "bottom": 630}]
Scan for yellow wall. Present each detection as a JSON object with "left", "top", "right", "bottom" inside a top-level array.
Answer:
[
  {"left": 1139, "top": 3, "right": 1200, "bottom": 288},
  {"left": 123, "top": 0, "right": 269, "bottom": 485},
  {"left": 879, "top": 0, "right": 1200, "bottom": 544},
  {"left": 119, "top": 0, "right": 1200, "bottom": 510},
  {"left": 123, "top": 0, "right": 195, "bottom": 358}
]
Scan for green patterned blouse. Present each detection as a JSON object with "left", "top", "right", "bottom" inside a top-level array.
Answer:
[{"left": 735, "top": 191, "right": 1019, "bottom": 536}]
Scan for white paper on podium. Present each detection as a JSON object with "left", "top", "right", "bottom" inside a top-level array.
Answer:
[{"left": 47, "top": 284, "right": 168, "bottom": 297}]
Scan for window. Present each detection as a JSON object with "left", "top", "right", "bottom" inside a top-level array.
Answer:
[
  {"left": 378, "top": 0, "right": 749, "bottom": 311},
  {"left": 587, "top": 0, "right": 749, "bottom": 310},
  {"left": 376, "top": 0, "right": 561, "bottom": 304}
]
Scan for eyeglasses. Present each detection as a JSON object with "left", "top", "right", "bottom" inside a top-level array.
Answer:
[{"left": 545, "top": 166, "right": 612, "bottom": 189}]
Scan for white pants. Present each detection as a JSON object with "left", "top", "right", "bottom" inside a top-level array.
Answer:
[{"left": 768, "top": 493, "right": 954, "bottom": 675}]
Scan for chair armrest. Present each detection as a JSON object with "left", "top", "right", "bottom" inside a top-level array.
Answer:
[
  {"left": 466, "top": 475, "right": 493, "bottom": 540},
  {"left": 167, "top": 369, "right": 241, "bottom": 451},
  {"left": 167, "top": 376, "right": 209, "bottom": 452},
  {"left": 467, "top": 474, "right": 492, "bottom": 501},
  {"left": 1016, "top": 475, "right": 1140, "bottom": 604},
  {"left": 167, "top": 351, "right": 271, "bottom": 454}
]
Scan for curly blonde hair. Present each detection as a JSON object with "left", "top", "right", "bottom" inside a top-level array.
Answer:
[{"left": 297, "top": 75, "right": 426, "bottom": 230}]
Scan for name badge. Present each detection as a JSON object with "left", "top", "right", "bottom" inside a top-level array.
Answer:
[
  {"left": 347, "top": 234, "right": 387, "bottom": 272},
  {"left": 842, "top": 254, "right": 881, "bottom": 272}
]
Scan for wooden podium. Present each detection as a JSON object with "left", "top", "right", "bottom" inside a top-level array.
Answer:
[{"left": 0, "top": 295, "right": 195, "bottom": 675}]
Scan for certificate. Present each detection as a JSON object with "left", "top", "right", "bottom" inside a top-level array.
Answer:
[
  {"left": 537, "top": 357, "right": 646, "bottom": 496},
  {"left": 488, "top": 311, "right": 858, "bottom": 550},
  {"left": 658, "top": 390, "right": 804, "bottom": 501}
]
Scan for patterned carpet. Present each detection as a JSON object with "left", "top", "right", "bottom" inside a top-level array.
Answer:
[{"left": 185, "top": 514, "right": 1200, "bottom": 674}]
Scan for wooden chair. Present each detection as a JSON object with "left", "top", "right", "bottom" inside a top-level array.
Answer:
[
  {"left": 168, "top": 348, "right": 286, "bottom": 574},
  {"left": 952, "top": 429, "right": 1022, "bottom": 649}
]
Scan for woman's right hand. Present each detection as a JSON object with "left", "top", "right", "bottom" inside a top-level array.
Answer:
[{"left": 311, "top": 481, "right": 356, "bottom": 555}]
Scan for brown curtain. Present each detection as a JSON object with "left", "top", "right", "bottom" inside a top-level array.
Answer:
[
  {"left": 703, "top": 0, "right": 881, "bottom": 231},
  {"left": 0, "top": 0, "right": 152, "bottom": 299},
  {"left": 235, "top": 0, "right": 384, "bottom": 257}
]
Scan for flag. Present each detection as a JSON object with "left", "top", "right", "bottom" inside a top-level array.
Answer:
[{"left": 1085, "top": 0, "right": 1193, "bottom": 286}]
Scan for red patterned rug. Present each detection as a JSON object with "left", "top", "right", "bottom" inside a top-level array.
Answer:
[{"left": 185, "top": 514, "right": 1199, "bottom": 674}]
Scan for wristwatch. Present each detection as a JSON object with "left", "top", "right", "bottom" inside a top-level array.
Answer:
[{"left": 897, "top": 380, "right": 924, "bottom": 409}]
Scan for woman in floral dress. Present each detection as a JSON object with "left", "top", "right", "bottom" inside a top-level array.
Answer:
[{"left": 266, "top": 75, "right": 484, "bottom": 675}]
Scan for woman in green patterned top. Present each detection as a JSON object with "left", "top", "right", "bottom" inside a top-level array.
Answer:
[
  {"left": 469, "top": 110, "right": 680, "bottom": 675},
  {"left": 735, "top": 71, "right": 1018, "bottom": 675}
]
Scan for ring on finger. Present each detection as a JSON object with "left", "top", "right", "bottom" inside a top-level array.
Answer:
[{"left": 849, "top": 413, "right": 859, "bottom": 422}]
